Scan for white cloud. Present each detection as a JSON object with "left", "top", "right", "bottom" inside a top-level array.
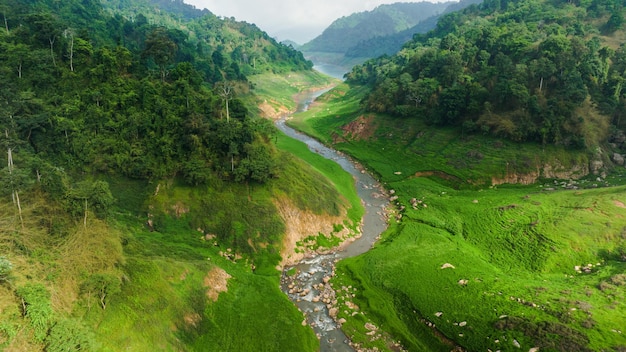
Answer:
[{"left": 183, "top": 0, "right": 443, "bottom": 43}]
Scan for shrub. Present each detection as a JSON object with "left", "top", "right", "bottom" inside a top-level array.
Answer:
[
  {"left": 610, "top": 274, "right": 626, "bottom": 286},
  {"left": 80, "top": 274, "right": 121, "bottom": 310},
  {"left": 45, "top": 318, "right": 95, "bottom": 352},
  {"left": 0, "top": 256, "right": 12, "bottom": 284},
  {"left": 15, "top": 283, "right": 53, "bottom": 342},
  {"left": 0, "top": 322, "right": 17, "bottom": 348}
]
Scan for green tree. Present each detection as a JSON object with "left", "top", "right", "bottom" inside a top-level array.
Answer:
[
  {"left": 233, "top": 141, "right": 276, "bottom": 183},
  {"left": 64, "top": 180, "right": 115, "bottom": 227},
  {"left": 80, "top": 273, "right": 121, "bottom": 310},
  {"left": 142, "top": 27, "right": 178, "bottom": 81},
  {"left": 606, "top": 11, "right": 624, "bottom": 33}
]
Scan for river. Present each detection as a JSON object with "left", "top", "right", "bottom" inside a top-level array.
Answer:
[{"left": 277, "top": 89, "right": 389, "bottom": 351}]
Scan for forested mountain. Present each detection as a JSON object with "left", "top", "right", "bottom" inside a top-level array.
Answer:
[
  {"left": 347, "top": 0, "right": 626, "bottom": 151},
  {"left": 343, "top": 0, "right": 483, "bottom": 59},
  {"left": 302, "top": 2, "right": 452, "bottom": 54}
]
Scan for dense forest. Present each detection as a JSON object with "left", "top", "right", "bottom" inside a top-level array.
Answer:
[
  {"left": 0, "top": 0, "right": 312, "bottom": 192},
  {"left": 347, "top": 0, "right": 626, "bottom": 150}
]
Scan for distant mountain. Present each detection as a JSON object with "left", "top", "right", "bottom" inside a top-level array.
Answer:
[
  {"left": 344, "top": 0, "right": 483, "bottom": 59},
  {"left": 301, "top": 2, "right": 452, "bottom": 54},
  {"left": 281, "top": 39, "right": 301, "bottom": 49},
  {"left": 301, "top": 0, "right": 481, "bottom": 75}
]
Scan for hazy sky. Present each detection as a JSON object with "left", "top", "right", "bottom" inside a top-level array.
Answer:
[{"left": 182, "top": 0, "right": 436, "bottom": 44}]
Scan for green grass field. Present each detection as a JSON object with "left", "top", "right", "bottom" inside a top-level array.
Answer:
[{"left": 290, "top": 84, "right": 626, "bottom": 351}]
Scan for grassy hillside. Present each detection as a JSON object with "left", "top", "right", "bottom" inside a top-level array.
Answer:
[
  {"left": 288, "top": 83, "right": 626, "bottom": 351},
  {"left": 0, "top": 71, "right": 362, "bottom": 350}
]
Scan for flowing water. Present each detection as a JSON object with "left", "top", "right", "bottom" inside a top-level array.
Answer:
[{"left": 277, "top": 89, "right": 389, "bottom": 351}]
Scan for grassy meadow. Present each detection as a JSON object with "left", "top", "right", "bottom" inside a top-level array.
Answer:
[{"left": 289, "top": 84, "right": 626, "bottom": 351}]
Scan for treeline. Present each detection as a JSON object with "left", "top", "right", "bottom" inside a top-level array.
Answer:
[
  {"left": 347, "top": 0, "right": 626, "bottom": 148},
  {"left": 0, "top": 0, "right": 313, "bottom": 203}
]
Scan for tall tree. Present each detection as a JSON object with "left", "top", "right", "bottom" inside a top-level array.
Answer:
[{"left": 142, "top": 27, "right": 178, "bottom": 81}]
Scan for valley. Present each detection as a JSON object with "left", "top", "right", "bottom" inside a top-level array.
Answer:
[{"left": 2, "top": 0, "right": 626, "bottom": 351}]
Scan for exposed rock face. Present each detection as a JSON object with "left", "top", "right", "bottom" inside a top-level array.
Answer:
[
  {"left": 274, "top": 197, "right": 349, "bottom": 267},
  {"left": 613, "top": 153, "right": 625, "bottom": 166},
  {"left": 492, "top": 161, "right": 590, "bottom": 185},
  {"left": 590, "top": 159, "right": 604, "bottom": 175},
  {"left": 258, "top": 100, "right": 291, "bottom": 120}
]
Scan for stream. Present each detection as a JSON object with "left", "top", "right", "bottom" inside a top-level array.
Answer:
[{"left": 277, "top": 89, "right": 389, "bottom": 351}]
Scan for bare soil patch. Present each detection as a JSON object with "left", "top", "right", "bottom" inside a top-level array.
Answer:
[
  {"left": 258, "top": 100, "right": 291, "bottom": 120},
  {"left": 204, "top": 267, "right": 231, "bottom": 302},
  {"left": 341, "top": 114, "right": 377, "bottom": 141}
]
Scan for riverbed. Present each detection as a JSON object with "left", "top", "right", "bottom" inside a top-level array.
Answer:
[{"left": 277, "top": 89, "right": 389, "bottom": 351}]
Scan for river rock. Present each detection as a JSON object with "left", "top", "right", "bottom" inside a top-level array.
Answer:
[
  {"left": 365, "top": 322, "right": 377, "bottom": 331},
  {"left": 328, "top": 308, "right": 338, "bottom": 318},
  {"left": 346, "top": 301, "right": 359, "bottom": 310}
]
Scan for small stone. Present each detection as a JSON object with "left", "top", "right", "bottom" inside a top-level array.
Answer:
[{"left": 365, "top": 322, "right": 377, "bottom": 331}]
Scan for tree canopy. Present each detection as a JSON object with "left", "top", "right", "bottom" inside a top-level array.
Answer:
[
  {"left": 0, "top": 0, "right": 313, "bottom": 192},
  {"left": 346, "top": 0, "right": 626, "bottom": 149}
]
